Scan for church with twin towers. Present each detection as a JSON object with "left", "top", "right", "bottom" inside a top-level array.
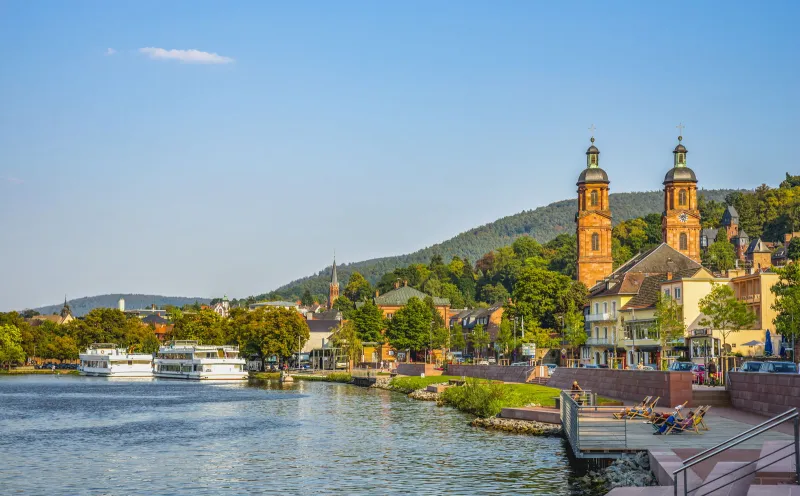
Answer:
[{"left": 575, "top": 126, "right": 702, "bottom": 289}]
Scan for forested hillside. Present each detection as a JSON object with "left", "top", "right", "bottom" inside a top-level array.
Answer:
[
  {"left": 35, "top": 294, "right": 212, "bottom": 317},
  {"left": 261, "top": 189, "right": 735, "bottom": 303}
]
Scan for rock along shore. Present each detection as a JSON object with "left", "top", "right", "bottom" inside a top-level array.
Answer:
[{"left": 470, "top": 417, "right": 562, "bottom": 436}]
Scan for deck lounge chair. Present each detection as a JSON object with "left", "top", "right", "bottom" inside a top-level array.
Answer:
[
  {"left": 629, "top": 397, "right": 659, "bottom": 420},
  {"left": 613, "top": 396, "right": 652, "bottom": 419}
]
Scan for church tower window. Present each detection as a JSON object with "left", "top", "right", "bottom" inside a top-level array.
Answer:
[
  {"left": 590, "top": 190, "right": 598, "bottom": 207},
  {"left": 591, "top": 233, "right": 600, "bottom": 251},
  {"left": 679, "top": 189, "right": 687, "bottom": 206},
  {"left": 679, "top": 233, "right": 688, "bottom": 251}
]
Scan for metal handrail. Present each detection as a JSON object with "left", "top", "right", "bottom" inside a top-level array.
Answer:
[
  {"left": 673, "top": 408, "right": 799, "bottom": 496},
  {"left": 681, "top": 408, "right": 796, "bottom": 466}
]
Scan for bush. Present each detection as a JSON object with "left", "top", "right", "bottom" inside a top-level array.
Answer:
[
  {"left": 389, "top": 375, "right": 459, "bottom": 394},
  {"left": 440, "top": 379, "right": 510, "bottom": 418},
  {"left": 327, "top": 372, "right": 352, "bottom": 383}
]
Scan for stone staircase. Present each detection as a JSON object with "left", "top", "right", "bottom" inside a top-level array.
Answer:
[{"left": 607, "top": 442, "right": 798, "bottom": 496}]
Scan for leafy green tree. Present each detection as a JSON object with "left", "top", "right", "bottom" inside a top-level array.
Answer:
[
  {"left": 231, "top": 307, "right": 310, "bottom": 370},
  {"left": 329, "top": 321, "right": 362, "bottom": 370},
  {"left": 385, "top": 297, "right": 432, "bottom": 358},
  {"left": 172, "top": 309, "right": 229, "bottom": 345},
  {"left": 344, "top": 272, "right": 373, "bottom": 302},
  {"left": 699, "top": 283, "right": 757, "bottom": 380},
  {"left": 511, "top": 236, "right": 543, "bottom": 260},
  {"left": 543, "top": 233, "right": 578, "bottom": 278},
  {"left": 0, "top": 324, "right": 25, "bottom": 369},
  {"left": 702, "top": 238, "right": 737, "bottom": 271},
  {"left": 450, "top": 322, "right": 466, "bottom": 352},
  {"left": 479, "top": 283, "right": 510, "bottom": 304},
  {"left": 470, "top": 324, "right": 490, "bottom": 359},
  {"left": 511, "top": 266, "right": 576, "bottom": 329},
  {"left": 439, "top": 282, "right": 466, "bottom": 308},
  {"left": 46, "top": 335, "right": 79, "bottom": 362},
  {"left": 771, "top": 263, "right": 800, "bottom": 345},
  {"left": 300, "top": 289, "right": 314, "bottom": 306},
  {"left": 562, "top": 301, "right": 586, "bottom": 361},
  {"left": 652, "top": 294, "right": 687, "bottom": 368},
  {"left": 496, "top": 319, "right": 514, "bottom": 358},
  {"left": 332, "top": 295, "right": 356, "bottom": 319},
  {"left": 788, "top": 238, "right": 800, "bottom": 262},
  {"left": 351, "top": 300, "right": 385, "bottom": 343},
  {"left": 698, "top": 196, "right": 726, "bottom": 229}
]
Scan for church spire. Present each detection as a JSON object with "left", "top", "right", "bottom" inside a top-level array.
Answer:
[{"left": 328, "top": 253, "right": 340, "bottom": 310}]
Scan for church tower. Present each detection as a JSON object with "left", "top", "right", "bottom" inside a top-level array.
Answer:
[
  {"left": 662, "top": 130, "right": 701, "bottom": 262},
  {"left": 576, "top": 136, "right": 613, "bottom": 288},
  {"left": 328, "top": 256, "right": 340, "bottom": 310}
]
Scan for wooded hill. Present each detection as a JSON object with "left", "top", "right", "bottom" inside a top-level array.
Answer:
[
  {"left": 262, "top": 189, "right": 735, "bottom": 303},
  {"left": 35, "top": 294, "right": 212, "bottom": 317}
]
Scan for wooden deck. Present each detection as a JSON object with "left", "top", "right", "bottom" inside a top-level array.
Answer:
[{"left": 574, "top": 411, "right": 794, "bottom": 457}]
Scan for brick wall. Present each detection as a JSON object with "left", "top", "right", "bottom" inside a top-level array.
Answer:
[
  {"left": 445, "top": 364, "right": 534, "bottom": 383},
  {"left": 396, "top": 363, "right": 442, "bottom": 376},
  {"left": 728, "top": 372, "right": 800, "bottom": 416},
  {"left": 547, "top": 367, "right": 694, "bottom": 406}
]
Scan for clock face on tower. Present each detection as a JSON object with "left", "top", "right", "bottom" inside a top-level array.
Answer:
[{"left": 679, "top": 213, "right": 688, "bottom": 223}]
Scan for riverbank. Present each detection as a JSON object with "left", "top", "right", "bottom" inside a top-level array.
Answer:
[{"left": 0, "top": 369, "right": 79, "bottom": 375}]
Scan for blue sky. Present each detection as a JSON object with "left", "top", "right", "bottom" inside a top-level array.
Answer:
[{"left": 1, "top": 1, "right": 798, "bottom": 310}]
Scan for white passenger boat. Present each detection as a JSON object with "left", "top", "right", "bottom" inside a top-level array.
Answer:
[
  {"left": 79, "top": 343, "right": 154, "bottom": 377},
  {"left": 153, "top": 340, "right": 248, "bottom": 380}
]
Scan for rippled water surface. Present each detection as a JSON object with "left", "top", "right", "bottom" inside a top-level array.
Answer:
[{"left": 0, "top": 375, "right": 579, "bottom": 495}]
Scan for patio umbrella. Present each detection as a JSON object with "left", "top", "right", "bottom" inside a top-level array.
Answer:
[{"left": 764, "top": 330, "right": 773, "bottom": 356}]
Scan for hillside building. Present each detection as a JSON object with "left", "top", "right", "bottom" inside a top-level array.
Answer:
[
  {"left": 28, "top": 297, "right": 75, "bottom": 326},
  {"left": 575, "top": 137, "right": 614, "bottom": 288}
]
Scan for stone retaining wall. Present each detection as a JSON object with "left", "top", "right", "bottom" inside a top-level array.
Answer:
[
  {"left": 728, "top": 371, "right": 800, "bottom": 416},
  {"left": 445, "top": 364, "right": 534, "bottom": 383},
  {"left": 547, "top": 367, "right": 694, "bottom": 406},
  {"left": 395, "top": 363, "right": 442, "bottom": 376}
]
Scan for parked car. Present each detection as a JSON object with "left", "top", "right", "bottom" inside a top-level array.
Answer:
[
  {"left": 739, "top": 361, "right": 763, "bottom": 372},
  {"left": 669, "top": 361, "right": 694, "bottom": 372},
  {"left": 487, "top": 357, "right": 497, "bottom": 364},
  {"left": 510, "top": 361, "right": 530, "bottom": 367},
  {"left": 476, "top": 360, "right": 489, "bottom": 366},
  {"left": 759, "top": 362, "right": 797, "bottom": 374},
  {"left": 691, "top": 364, "right": 706, "bottom": 383},
  {"left": 641, "top": 365, "right": 655, "bottom": 371},
  {"left": 583, "top": 364, "right": 600, "bottom": 369}
]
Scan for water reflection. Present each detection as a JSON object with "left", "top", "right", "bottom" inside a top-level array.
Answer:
[{"left": 0, "top": 375, "right": 581, "bottom": 495}]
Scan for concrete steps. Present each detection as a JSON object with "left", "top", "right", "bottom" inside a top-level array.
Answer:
[
  {"left": 692, "top": 389, "right": 731, "bottom": 407},
  {"left": 747, "top": 486, "right": 800, "bottom": 495},
  {"left": 694, "top": 461, "right": 755, "bottom": 496},
  {"left": 753, "top": 440, "right": 796, "bottom": 485}
]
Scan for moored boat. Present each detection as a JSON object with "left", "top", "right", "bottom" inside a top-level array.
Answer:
[
  {"left": 153, "top": 340, "right": 248, "bottom": 380},
  {"left": 79, "top": 343, "right": 154, "bottom": 377}
]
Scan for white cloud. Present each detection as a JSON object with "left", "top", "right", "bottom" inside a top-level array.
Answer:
[
  {"left": 138, "top": 47, "right": 234, "bottom": 64},
  {"left": 106, "top": 48, "right": 116, "bottom": 56}
]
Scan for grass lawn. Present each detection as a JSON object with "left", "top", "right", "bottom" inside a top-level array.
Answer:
[{"left": 388, "top": 375, "right": 461, "bottom": 394}]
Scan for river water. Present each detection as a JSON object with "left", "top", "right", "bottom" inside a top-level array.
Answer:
[{"left": 0, "top": 375, "right": 582, "bottom": 495}]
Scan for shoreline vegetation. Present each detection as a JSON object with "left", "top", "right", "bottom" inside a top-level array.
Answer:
[{"left": 0, "top": 368, "right": 80, "bottom": 375}]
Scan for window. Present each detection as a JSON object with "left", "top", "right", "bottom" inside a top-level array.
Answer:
[
  {"left": 611, "top": 301, "right": 616, "bottom": 317},
  {"left": 591, "top": 155, "right": 597, "bottom": 165},
  {"left": 665, "top": 289, "right": 671, "bottom": 298},
  {"left": 675, "top": 288, "right": 681, "bottom": 299},
  {"left": 387, "top": 313, "right": 393, "bottom": 320},
  {"left": 590, "top": 190, "right": 598, "bottom": 206},
  {"left": 603, "top": 302, "right": 608, "bottom": 314},
  {"left": 603, "top": 327, "right": 608, "bottom": 339},
  {"left": 594, "top": 303, "right": 599, "bottom": 314},
  {"left": 591, "top": 233, "right": 600, "bottom": 251},
  {"left": 679, "top": 189, "right": 687, "bottom": 206},
  {"left": 594, "top": 326, "right": 599, "bottom": 338},
  {"left": 679, "top": 232, "right": 688, "bottom": 250}
]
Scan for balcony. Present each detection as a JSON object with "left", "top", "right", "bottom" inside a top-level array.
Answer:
[
  {"left": 739, "top": 294, "right": 761, "bottom": 303},
  {"left": 586, "top": 337, "right": 613, "bottom": 346},
  {"left": 586, "top": 312, "right": 615, "bottom": 323}
]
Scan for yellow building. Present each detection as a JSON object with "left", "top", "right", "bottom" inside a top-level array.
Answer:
[
  {"left": 729, "top": 271, "right": 780, "bottom": 355},
  {"left": 581, "top": 243, "right": 702, "bottom": 367}
]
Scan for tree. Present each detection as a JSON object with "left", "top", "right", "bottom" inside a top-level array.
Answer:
[
  {"left": 496, "top": 319, "right": 514, "bottom": 358},
  {"left": 329, "top": 321, "right": 362, "bottom": 370},
  {"left": 450, "top": 322, "right": 466, "bottom": 352},
  {"left": 232, "top": 307, "right": 310, "bottom": 370},
  {"left": 344, "top": 272, "right": 373, "bottom": 302},
  {"left": 351, "top": 300, "right": 385, "bottom": 343},
  {"left": 788, "top": 238, "right": 800, "bottom": 262},
  {"left": 470, "top": 324, "right": 490, "bottom": 359},
  {"left": 562, "top": 302, "right": 586, "bottom": 362},
  {"left": 479, "top": 283, "right": 510, "bottom": 304},
  {"left": 332, "top": 295, "right": 356, "bottom": 319},
  {"left": 46, "top": 335, "right": 79, "bottom": 363},
  {"left": 771, "top": 263, "right": 800, "bottom": 347},
  {"left": 703, "top": 238, "right": 737, "bottom": 272},
  {"left": 699, "top": 283, "right": 757, "bottom": 381},
  {"left": 172, "top": 309, "right": 229, "bottom": 345},
  {"left": 385, "top": 297, "right": 432, "bottom": 359},
  {"left": 652, "top": 294, "right": 687, "bottom": 368},
  {"left": 300, "top": 289, "right": 314, "bottom": 306},
  {"left": 0, "top": 324, "right": 25, "bottom": 369}
]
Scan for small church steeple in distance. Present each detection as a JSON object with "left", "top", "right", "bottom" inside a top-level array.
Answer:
[{"left": 328, "top": 253, "right": 340, "bottom": 310}]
